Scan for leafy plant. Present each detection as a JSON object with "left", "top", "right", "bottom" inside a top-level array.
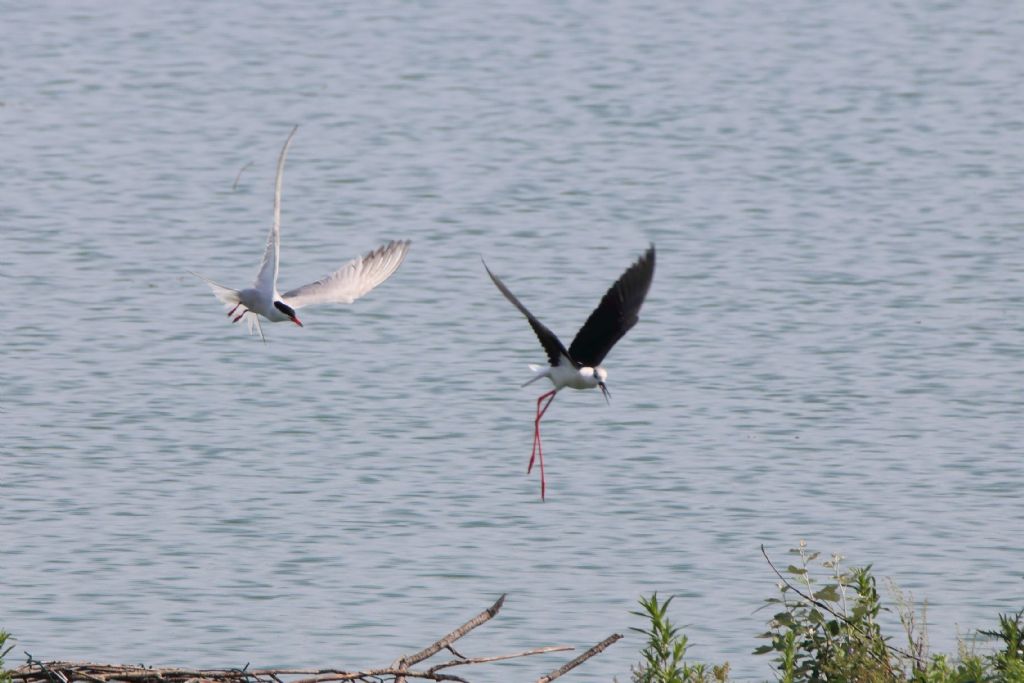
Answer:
[
  {"left": 632, "top": 593, "right": 688, "bottom": 682},
  {"left": 1, "top": 629, "right": 14, "bottom": 683},
  {"left": 753, "top": 542, "right": 1024, "bottom": 683},
  {"left": 980, "top": 607, "right": 1024, "bottom": 679},
  {"left": 629, "top": 593, "right": 729, "bottom": 683},
  {"left": 755, "top": 541, "right": 895, "bottom": 682}
]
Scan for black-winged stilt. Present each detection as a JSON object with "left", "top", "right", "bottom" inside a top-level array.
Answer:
[{"left": 483, "top": 245, "right": 656, "bottom": 499}]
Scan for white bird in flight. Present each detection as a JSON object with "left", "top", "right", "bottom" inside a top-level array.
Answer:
[
  {"left": 192, "top": 126, "right": 411, "bottom": 341},
  {"left": 484, "top": 245, "right": 656, "bottom": 500}
]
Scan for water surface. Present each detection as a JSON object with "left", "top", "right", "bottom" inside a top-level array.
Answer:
[{"left": 3, "top": 3, "right": 1023, "bottom": 680}]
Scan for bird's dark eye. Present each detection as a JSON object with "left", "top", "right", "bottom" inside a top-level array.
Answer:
[{"left": 274, "top": 301, "right": 296, "bottom": 318}]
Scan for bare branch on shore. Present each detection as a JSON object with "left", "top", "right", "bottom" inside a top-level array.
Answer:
[
  {"left": 8, "top": 596, "right": 619, "bottom": 683},
  {"left": 390, "top": 593, "right": 506, "bottom": 672},
  {"left": 535, "top": 633, "right": 623, "bottom": 683}
]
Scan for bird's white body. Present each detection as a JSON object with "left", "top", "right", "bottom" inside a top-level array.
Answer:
[
  {"left": 525, "top": 363, "right": 607, "bottom": 391},
  {"left": 237, "top": 287, "right": 291, "bottom": 323},
  {"left": 192, "top": 126, "right": 410, "bottom": 340}
]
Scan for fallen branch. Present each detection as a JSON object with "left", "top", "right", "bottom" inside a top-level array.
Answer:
[
  {"left": 8, "top": 596, "right": 619, "bottom": 683},
  {"left": 535, "top": 633, "right": 623, "bottom": 683},
  {"left": 390, "top": 594, "right": 506, "bottom": 672}
]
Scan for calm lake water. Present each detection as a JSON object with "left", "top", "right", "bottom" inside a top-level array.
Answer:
[{"left": 3, "top": 2, "right": 1022, "bottom": 680}]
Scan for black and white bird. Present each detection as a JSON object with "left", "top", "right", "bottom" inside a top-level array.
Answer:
[
  {"left": 483, "top": 245, "right": 656, "bottom": 499},
  {"left": 192, "top": 126, "right": 411, "bottom": 341}
]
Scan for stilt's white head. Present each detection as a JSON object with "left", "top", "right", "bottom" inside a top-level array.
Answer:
[
  {"left": 596, "top": 366, "right": 610, "bottom": 403},
  {"left": 581, "top": 366, "right": 610, "bottom": 403}
]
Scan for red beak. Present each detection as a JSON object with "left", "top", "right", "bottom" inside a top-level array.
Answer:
[{"left": 292, "top": 316, "right": 303, "bottom": 327}]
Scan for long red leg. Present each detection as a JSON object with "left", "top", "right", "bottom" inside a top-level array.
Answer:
[
  {"left": 528, "top": 390, "right": 556, "bottom": 473},
  {"left": 232, "top": 310, "right": 245, "bottom": 323},
  {"left": 529, "top": 390, "right": 556, "bottom": 500},
  {"left": 227, "top": 303, "right": 240, "bottom": 317}
]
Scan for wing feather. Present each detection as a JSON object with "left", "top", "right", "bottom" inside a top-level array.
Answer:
[
  {"left": 568, "top": 244, "right": 656, "bottom": 367},
  {"left": 282, "top": 239, "right": 411, "bottom": 309},
  {"left": 483, "top": 260, "right": 571, "bottom": 368},
  {"left": 253, "top": 125, "right": 299, "bottom": 293}
]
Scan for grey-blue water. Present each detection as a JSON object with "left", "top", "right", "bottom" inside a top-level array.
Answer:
[{"left": 3, "top": 2, "right": 1022, "bottom": 681}]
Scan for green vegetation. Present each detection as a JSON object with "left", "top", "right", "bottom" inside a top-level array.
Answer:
[
  {"left": 1, "top": 629, "right": 14, "bottom": 683},
  {"left": 628, "top": 542, "right": 1024, "bottom": 683},
  {"left": 629, "top": 593, "right": 730, "bottom": 682}
]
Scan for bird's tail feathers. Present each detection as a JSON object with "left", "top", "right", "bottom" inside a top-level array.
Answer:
[
  {"left": 190, "top": 271, "right": 265, "bottom": 339},
  {"left": 522, "top": 364, "right": 550, "bottom": 388},
  {"left": 189, "top": 271, "right": 242, "bottom": 307}
]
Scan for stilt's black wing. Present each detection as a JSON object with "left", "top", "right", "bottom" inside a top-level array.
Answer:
[
  {"left": 568, "top": 245, "right": 656, "bottom": 368},
  {"left": 484, "top": 260, "right": 570, "bottom": 368}
]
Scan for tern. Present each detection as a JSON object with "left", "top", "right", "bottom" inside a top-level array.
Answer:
[
  {"left": 484, "top": 245, "right": 656, "bottom": 499},
  {"left": 192, "top": 126, "right": 411, "bottom": 341}
]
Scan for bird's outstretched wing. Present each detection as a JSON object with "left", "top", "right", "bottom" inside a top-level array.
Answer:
[
  {"left": 253, "top": 125, "right": 299, "bottom": 293},
  {"left": 568, "top": 244, "right": 656, "bottom": 368},
  {"left": 282, "top": 240, "right": 411, "bottom": 309},
  {"left": 483, "top": 260, "right": 571, "bottom": 368}
]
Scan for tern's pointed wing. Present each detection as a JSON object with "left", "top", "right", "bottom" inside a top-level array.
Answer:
[
  {"left": 281, "top": 240, "right": 410, "bottom": 309},
  {"left": 253, "top": 125, "right": 299, "bottom": 293},
  {"left": 568, "top": 244, "right": 655, "bottom": 367},
  {"left": 483, "top": 260, "right": 571, "bottom": 368}
]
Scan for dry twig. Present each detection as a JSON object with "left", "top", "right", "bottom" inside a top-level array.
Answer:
[
  {"left": 9, "top": 596, "right": 618, "bottom": 683},
  {"left": 535, "top": 633, "right": 623, "bottom": 683}
]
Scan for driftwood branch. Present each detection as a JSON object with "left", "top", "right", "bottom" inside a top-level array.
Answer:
[
  {"left": 8, "top": 596, "right": 619, "bottom": 683},
  {"left": 535, "top": 633, "right": 623, "bottom": 683},
  {"left": 391, "top": 594, "right": 506, "bottom": 670},
  {"left": 425, "top": 645, "right": 572, "bottom": 674}
]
